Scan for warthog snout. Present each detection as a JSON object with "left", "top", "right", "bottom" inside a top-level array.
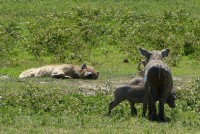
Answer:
[{"left": 166, "top": 92, "right": 176, "bottom": 108}]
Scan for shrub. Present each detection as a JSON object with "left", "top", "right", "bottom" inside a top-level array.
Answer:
[{"left": 1, "top": 3, "right": 200, "bottom": 66}]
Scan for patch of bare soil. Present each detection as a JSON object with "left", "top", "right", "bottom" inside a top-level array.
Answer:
[
  {"left": 14, "top": 76, "right": 185, "bottom": 96},
  {"left": 76, "top": 76, "right": 184, "bottom": 96}
]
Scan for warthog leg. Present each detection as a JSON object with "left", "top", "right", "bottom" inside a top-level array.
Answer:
[
  {"left": 158, "top": 99, "right": 165, "bottom": 121},
  {"left": 150, "top": 99, "right": 157, "bottom": 121},
  {"left": 142, "top": 96, "right": 148, "bottom": 117},
  {"left": 129, "top": 101, "right": 137, "bottom": 116},
  {"left": 107, "top": 100, "right": 121, "bottom": 116},
  {"left": 149, "top": 89, "right": 158, "bottom": 121}
]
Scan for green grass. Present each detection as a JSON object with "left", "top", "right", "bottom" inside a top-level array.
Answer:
[
  {"left": 1, "top": 0, "right": 200, "bottom": 133},
  {"left": 1, "top": 0, "right": 200, "bottom": 67},
  {"left": 0, "top": 77, "right": 200, "bottom": 133},
  {"left": 0, "top": 61, "right": 200, "bottom": 133},
  {"left": 1, "top": 0, "right": 200, "bottom": 18}
]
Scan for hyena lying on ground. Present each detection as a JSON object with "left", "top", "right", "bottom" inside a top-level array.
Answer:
[
  {"left": 19, "top": 63, "right": 99, "bottom": 79},
  {"left": 108, "top": 78, "right": 176, "bottom": 116}
]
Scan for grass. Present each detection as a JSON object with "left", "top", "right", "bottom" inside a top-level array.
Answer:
[
  {"left": 1, "top": 0, "right": 200, "bottom": 133},
  {"left": 1, "top": 114, "right": 199, "bottom": 134},
  {"left": 1, "top": 0, "right": 200, "bottom": 17},
  {"left": 1, "top": 0, "right": 200, "bottom": 67},
  {"left": 0, "top": 60, "right": 200, "bottom": 133}
]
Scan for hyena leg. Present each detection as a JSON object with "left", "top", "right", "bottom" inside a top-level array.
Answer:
[
  {"left": 51, "top": 74, "right": 65, "bottom": 79},
  {"left": 64, "top": 75, "right": 72, "bottom": 79},
  {"left": 129, "top": 101, "right": 137, "bottom": 116},
  {"left": 108, "top": 100, "right": 121, "bottom": 116},
  {"left": 51, "top": 69, "right": 66, "bottom": 79}
]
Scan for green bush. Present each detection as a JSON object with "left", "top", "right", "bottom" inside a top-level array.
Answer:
[{"left": 1, "top": 3, "right": 200, "bottom": 67}]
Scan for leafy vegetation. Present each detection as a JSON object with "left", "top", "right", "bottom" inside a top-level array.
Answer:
[
  {"left": 0, "top": 0, "right": 200, "bottom": 133},
  {"left": 1, "top": 0, "right": 200, "bottom": 70}
]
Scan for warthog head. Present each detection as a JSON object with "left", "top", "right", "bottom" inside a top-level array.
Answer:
[
  {"left": 139, "top": 48, "right": 170, "bottom": 64},
  {"left": 81, "top": 63, "right": 99, "bottom": 79},
  {"left": 137, "top": 47, "right": 169, "bottom": 76},
  {"left": 166, "top": 91, "right": 176, "bottom": 108}
]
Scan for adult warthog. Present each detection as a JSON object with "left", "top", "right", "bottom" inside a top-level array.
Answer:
[{"left": 139, "top": 48, "right": 173, "bottom": 121}]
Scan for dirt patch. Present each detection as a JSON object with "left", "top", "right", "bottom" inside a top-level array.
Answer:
[
  {"left": 77, "top": 76, "right": 183, "bottom": 96},
  {"left": 12, "top": 76, "right": 184, "bottom": 96}
]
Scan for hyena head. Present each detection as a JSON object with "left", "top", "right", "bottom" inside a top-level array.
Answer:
[
  {"left": 139, "top": 47, "right": 170, "bottom": 64},
  {"left": 80, "top": 63, "right": 99, "bottom": 79}
]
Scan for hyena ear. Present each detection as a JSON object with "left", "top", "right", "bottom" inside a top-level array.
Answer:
[
  {"left": 139, "top": 48, "right": 151, "bottom": 58},
  {"left": 81, "top": 63, "right": 87, "bottom": 69},
  {"left": 161, "top": 49, "right": 170, "bottom": 58}
]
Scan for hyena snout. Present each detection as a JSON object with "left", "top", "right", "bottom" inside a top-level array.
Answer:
[{"left": 84, "top": 72, "right": 99, "bottom": 79}]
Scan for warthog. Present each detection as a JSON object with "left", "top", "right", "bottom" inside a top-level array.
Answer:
[
  {"left": 19, "top": 63, "right": 99, "bottom": 79},
  {"left": 108, "top": 78, "right": 176, "bottom": 116},
  {"left": 139, "top": 48, "right": 173, "bottom": 121},
  {"left": 129, "top": 77, "right": 143, "bottom": 85}
]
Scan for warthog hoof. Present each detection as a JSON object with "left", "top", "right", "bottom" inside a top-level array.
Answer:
[
  {"left": 158, "top": 116, "right": 165, "bottom": 122},
  {"left": 149, "top": 114, "right": 157, "bottom": 121}
]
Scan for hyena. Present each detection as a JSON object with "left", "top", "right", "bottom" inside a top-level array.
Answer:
[{"left": 19, "top": 63, "right": 99, "bottom": 79}]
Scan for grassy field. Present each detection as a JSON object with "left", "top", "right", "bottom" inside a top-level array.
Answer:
[
  {"left": 0, "top": 63, "right": 200, "bottom": 133},
  {"left": 0, "top": 0, "right": 200, "bottom": 133}
]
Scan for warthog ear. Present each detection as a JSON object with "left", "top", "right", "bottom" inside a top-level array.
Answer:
[
  {"left": 139, "top": 48, "right": 151, "bottom": 58},
  {"left": 81, "top": 63, "right": 87, "bottom": 69},
  {"left": 161, "top": 49, "right": 170, "bottom": 58}
]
